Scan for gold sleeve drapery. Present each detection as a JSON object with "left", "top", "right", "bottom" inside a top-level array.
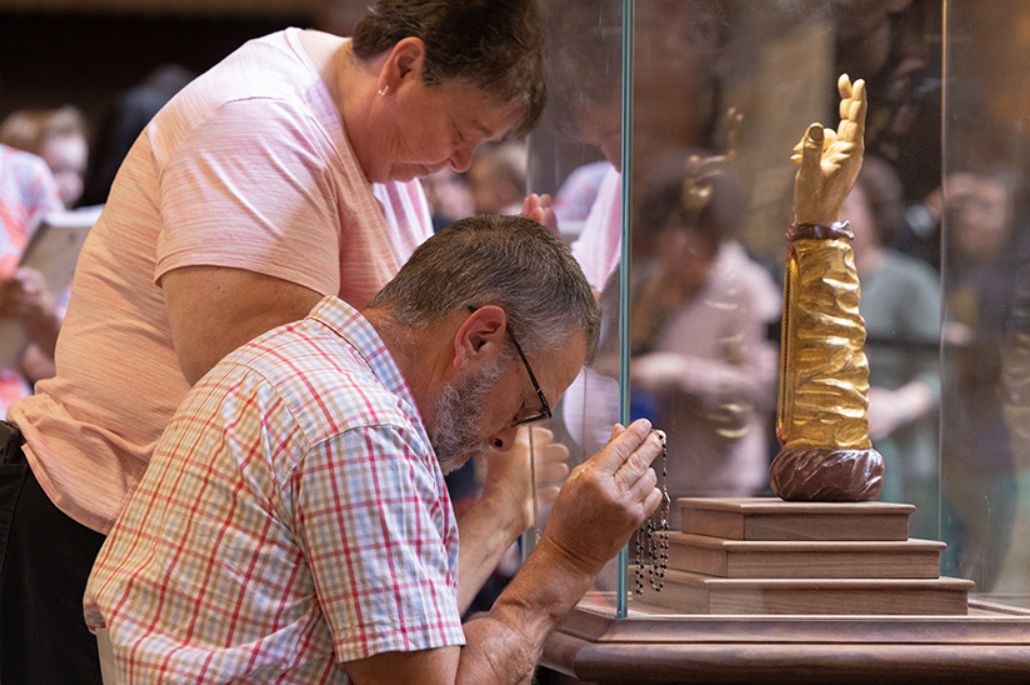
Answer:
[{"left": 777, "top": 237, "right": 872, "bottom": 450}]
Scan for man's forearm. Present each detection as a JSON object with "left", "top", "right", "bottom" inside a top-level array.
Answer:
[
  {"left": 456, "top": 494, "right": 526, "bottom": 613},
  {"left": 456, "top": 537, "right": 596, "bottom": 684}
]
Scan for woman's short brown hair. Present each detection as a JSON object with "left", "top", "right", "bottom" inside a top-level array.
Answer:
[{"left": 352, "top": 0, "right": 546, "bottom": 137}]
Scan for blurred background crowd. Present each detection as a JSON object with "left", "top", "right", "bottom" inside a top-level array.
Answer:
[{"left": 2, "top": 0, "right": 1029, "bottom": 607}]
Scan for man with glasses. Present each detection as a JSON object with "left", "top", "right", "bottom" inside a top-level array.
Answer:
[{"left": 84, "top": 215, "right": 664, "bottom": 684}]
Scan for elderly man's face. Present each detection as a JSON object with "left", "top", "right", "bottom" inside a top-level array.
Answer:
[
  {"left": 430, "top": 358, "right": 505, "bottom": 473},
  {"left": 429, "top": 331, "right": 587, "bottom": 473}
]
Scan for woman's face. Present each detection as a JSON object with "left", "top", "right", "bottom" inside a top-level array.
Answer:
[
  {"left": 375, "top": 80, "right": 522, "bottom": 184},
  {"left": 42, "top": 133, "right": 88, "bottom": 208}
]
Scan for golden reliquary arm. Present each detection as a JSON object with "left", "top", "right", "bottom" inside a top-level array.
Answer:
[{"left": 770, "top": 75, "right": 884, "bottom": 502}]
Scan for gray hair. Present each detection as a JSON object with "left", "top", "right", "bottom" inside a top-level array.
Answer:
[{"left": 368, "top": 215, "right": 600, "bottom": 361}]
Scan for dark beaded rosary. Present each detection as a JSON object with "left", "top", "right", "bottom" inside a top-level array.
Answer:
[{"left": 634, "top": 429, "right": 670, "bottom": 594}]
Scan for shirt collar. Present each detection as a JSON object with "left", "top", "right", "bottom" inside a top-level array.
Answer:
[{"left": 307, "top": 295, "right": 423, "bottom": 424}]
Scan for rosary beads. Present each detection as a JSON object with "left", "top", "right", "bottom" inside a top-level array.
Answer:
[{"left": 634, "top": 429, "right": 671, "bottom": 594}]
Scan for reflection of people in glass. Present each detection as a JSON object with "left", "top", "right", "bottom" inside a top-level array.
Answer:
[
  {"left": 564, "top": 152, "right": 778, "bottom": 518},
  {"left": 998, "top": 232, "right": 1030, "bottom": 598},
  {"left": 939, "top": 169, "right": 1024, "bottom": 591},
  {"left": 627, "top": 155, "right": 779, "bottom": 521},
  {"left": 541, "top": 0, "right": 731, "bottom": 292},
  {"left": 844, "top": 155, "right": 940, "bottom": 536},
  {"left": 834, "top": 0, "right": 943, "bottom": 266}
]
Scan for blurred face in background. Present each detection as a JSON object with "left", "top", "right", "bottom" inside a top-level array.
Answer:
[
  {"left": 41, "top": 132, "right": 88, "bottom": 208},
  {"left": 657, "top": 222, "right": 718, "bottom": 298},
  {"left": 951, "top": 176, "right": 1013, "bottom": 264},
  {"left": 575, "top": 99, "right": 622, "bottom": 170},
  {"left": 634, "top": 0, "right": 723, "bottom": 155}
]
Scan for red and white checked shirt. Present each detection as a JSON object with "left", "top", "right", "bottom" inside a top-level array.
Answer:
[{"left": 85, "top": 297, "right": 464, "bottom": 683}]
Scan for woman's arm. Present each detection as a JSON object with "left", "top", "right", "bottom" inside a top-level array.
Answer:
[{"left": 162, "top": 265, "right": 323, "bottom": 384}]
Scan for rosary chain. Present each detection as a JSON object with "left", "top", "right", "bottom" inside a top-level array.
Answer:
[{"left": 634, "top": 429, "right": 670, "bottom": 595}]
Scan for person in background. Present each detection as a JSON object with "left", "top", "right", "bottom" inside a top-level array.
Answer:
[
  {"left": 85, "top": 216, "right": 662, "bottom": 684},
  {"left": 0, "top": 2, "right": 551, "bottom": 682},
  {"left": 422, "top": 167, "right": 474, "bottom": 232},
  {"left": 842, "top": 155, "right": 940, "bottom": 536},
  {"left": 0, "top": 107, "right": 92, "bottom": 402},
  {"left": 1, "top": 106, "right": 90, "bottom": 209},
  {"left": 0, "top": 145, "right": 64, "bottom": 415},
  {"left": 552, "top": 159, "right": 611, "bottom": 228},
  {"left": 833, "top": 0, "right": 943, "bottom": 268},
  {"left": 624, "top": 153, "right": 778, "bottom": 517},
  {"left": 466, "top": 141, "right": 527, "bottom": 215},
  {"left": 938, "top": 168, "right": 1025, "bottom": 592},
  {"left": 535, "top": 0, "right": 731, "bottom": 292}
]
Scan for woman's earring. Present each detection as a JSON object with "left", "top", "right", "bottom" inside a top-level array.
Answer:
[{"left": 377, "top": 84, "right": 391, "bottom": 97}]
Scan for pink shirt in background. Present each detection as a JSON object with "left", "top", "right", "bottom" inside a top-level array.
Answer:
[
  {"left": 10, "top": 28, "right": 433, "bottom": 534},
  {"left": 569, "top": 164, "right": 622, "bottom": 292},
  {"left": 0, "top": 145, "right": 64, "bottom": 413}
]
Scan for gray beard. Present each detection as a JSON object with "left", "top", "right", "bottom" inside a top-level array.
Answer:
[{"left": 429, "top": 359, "right": 505, "bottom": 474}]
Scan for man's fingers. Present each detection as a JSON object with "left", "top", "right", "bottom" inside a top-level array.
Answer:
[
  {"left": 641, "top": 487, "right": 663, "bottom": 518},
  {"left": 535, "top": 442, "right": 569, "bottom": 464},
  {"left": 534, "top": 484, "right": 562, "bottom": 506},
  {"left": 612, "top": 431, "right": 662, "bottom": 489},
  {"left": 595, "top": 419, "right": 652, "bottom": 472},
  {"left": 535, "top": 461, "right": 570, "bottom": 483},
  {"left": 627, "top": 467, "right": 658, "bottom": 502},
  {"left": 516, "top": 425, "right": 555, "bottom": 449},
  {"left": 530, "top": 426, "right": 554, "bottom": 445}
]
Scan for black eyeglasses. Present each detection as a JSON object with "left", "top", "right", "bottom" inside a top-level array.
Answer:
[{"left": 468, "top": 306, "right": 552, "bottom": 426}]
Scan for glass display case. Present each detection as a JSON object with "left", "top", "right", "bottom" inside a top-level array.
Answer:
[{"left": 526, "top": 1, "right": 1030, "bottom": 681}]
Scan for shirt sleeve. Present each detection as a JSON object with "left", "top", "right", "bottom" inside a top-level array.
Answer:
[
  {"left": 292, "top": 424, "right": 464, "bottom": 663},
  {"left": 570, "top": 167, "right": 623, "bottom": 292},
  {"left": 155, "top": 98, "right": 342, "bottom": 296},
  {"left": 25, "top": 158, "right": 63, "bottom": 220}
]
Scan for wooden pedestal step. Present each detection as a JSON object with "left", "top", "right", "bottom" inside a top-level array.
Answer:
[
  {"left": 678, "top": 497, "right": 915, "bottom": 541},
  {"left": 635, "top": 568, "right": 974, "bottom": 615},
  {"left": 667, "top": 532, "right": 946, "bottom": 579}
]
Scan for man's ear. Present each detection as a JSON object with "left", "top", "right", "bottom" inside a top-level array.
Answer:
[
  {"left": 453, "top": 305, "right": 508, "bottom": 369},
  {"left": 380, "top": 36, "right": 427, "bottom": 92}
]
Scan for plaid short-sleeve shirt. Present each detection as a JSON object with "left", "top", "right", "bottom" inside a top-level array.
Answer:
[{"left": 85, "top": 297, "right": 464, "bottom": 684}]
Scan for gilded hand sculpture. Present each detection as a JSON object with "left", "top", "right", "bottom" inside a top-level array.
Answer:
[{"left": 770, "top": 75, "right": 885, "bottom": 502}]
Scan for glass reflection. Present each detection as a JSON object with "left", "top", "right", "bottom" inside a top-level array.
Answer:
[
  {"left": 942, "top": 0, "right": 1030, "bottom": 606},
  {"left": 528, "top": 0, "right": 1030, "bottom": 614}
]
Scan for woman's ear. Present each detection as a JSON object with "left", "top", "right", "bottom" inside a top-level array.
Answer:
[{"left": 385, "top": 36, "right": 428, "bottom": 88}]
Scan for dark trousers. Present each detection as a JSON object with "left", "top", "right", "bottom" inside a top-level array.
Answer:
[{"left": 0, "top": 422, "right": 105, "bottom": 684}]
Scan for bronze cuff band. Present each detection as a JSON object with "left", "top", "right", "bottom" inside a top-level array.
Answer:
[{"left": 786, "top": 220, "right": 854, "bottom": 241}]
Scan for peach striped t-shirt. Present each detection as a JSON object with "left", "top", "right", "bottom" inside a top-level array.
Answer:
[{"left": 9, "top": 28, "right": 432, "bottom": 533}]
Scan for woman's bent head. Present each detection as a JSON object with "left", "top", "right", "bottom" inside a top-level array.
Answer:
[{"left": 351, "top": 0, "right": 546, "bottom": 137}]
